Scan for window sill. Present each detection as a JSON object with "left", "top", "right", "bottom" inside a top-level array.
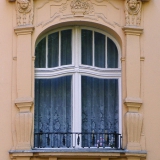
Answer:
[{"left": 9, "top": 148, "right": 147, "bottom": 159}]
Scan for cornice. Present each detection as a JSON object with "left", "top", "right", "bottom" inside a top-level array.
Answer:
[{"left": 14, "top": 25, "right": 34, "bottom": 35}]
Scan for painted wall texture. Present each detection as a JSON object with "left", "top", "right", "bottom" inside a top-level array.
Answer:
[{"left": 0, "top": 0, "right": 160, "bottom": 160}]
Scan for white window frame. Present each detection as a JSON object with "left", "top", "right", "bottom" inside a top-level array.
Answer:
[{"left": 35, "top": 26, "right": 122, "bottom": 148}]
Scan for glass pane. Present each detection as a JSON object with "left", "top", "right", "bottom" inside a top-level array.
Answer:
[
  {"left": 82, "top": 76, "right": 119, "bottom": 147},
  {"left": 34, "top": 76, "right": 72, "bottom": 148},
  {"left": 94, "top": 32, "right": 105, "bottom": 68},
  {"left": 81, "top": 29, "right": 93, "bottom": 65},
  {"left": 61, "top": 30, "right": 72, "bottom": 65},
  {"left": 35, "top": 38, "right": 46, "bottom": 68},
  {"left": 107, "top": 38, "right": 118, "bottom": 68},
  {"left": 48, "top": 32, "right": 59, "bottom": 68}
]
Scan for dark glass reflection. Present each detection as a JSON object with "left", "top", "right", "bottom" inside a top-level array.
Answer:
[
  {"left": 81, "top": 29, "right": 93, "bottom": 65},
  {"left": 94, "top": 32, "right": 105, "bottom": 68},
  {"left": 48, "top": 32, "right": 59, "bottom": 68},
  {"left": 61, "top": 30, "right": 72, "bottom": 65},
  {"left": 35, "top": 38, "right": 46, "bottom": 68},
  {"left": 107, "top": 38, "right": 118, "bottom": 68}
]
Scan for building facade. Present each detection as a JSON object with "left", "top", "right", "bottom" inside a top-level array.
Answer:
[{"left": 1, "top": 0, "right": 160, "bottom": 160}]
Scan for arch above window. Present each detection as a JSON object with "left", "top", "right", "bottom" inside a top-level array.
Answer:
[{"left": 35, "top": 27, "right": 120, "bottom": 70}]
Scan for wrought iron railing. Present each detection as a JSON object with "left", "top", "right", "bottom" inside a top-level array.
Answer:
[{"left": 34, "top": 132, "right": 122, "bottom": 149}]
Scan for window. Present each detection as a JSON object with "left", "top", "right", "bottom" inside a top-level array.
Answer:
[{"left": 34, "top": 27, "right": 121, "bottom": 149}]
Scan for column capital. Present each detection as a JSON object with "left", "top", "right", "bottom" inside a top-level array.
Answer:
[
  {"left": 123, "top": 26, "right": 143, "bottom": 36},
  {"left": 15, "top": 97, "right": 33, "bottom": 112},
  {"left": 124, "top": 97, "right": 143, "bottom": 112},
  {"left": 14, "top": 25, "right": 34, "bottom": 35}
]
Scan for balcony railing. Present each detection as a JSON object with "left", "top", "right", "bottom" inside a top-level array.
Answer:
[{"left": 34, "top": 132, "right": 122, "bottom": 149}]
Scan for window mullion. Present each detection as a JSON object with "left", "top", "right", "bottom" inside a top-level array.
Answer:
[
  {"left": 74, "top": 26, "right": 80, "bottom": 67},
  {"left": 72, "top": 73, "right": 81, "bottom": 148},
  {"left": 92, "top": 31, "right": 94, "bottom": 67},
  {"left": 118, "top": 77, "right": 122, "bottom": 136},
  {"left": 46, "top": 36, "right": 48, "bottom": 68},
  {"left": 105, "top": 36, "right": 108, "bottom": 68},
  {"left": 59, "top": 31, "right": 61, "bottom": 66}
]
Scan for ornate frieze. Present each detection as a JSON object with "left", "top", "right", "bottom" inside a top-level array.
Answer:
[
  {"left": 16, "top": 0, "right": 34, "bottom": 26},
  {"left": 70, "top": 0, "right": 94, "bottom": 16},
  {"left": 125, "top": 0, "right": 142, "bottom": 26}
]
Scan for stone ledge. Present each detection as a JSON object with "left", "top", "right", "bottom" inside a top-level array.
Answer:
[{"left": 9, "top": 149, "right": 147, "bottom": 158}]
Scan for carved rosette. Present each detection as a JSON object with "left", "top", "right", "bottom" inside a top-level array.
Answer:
[
  {"left": 125, "top": 0, "right": 142, "bottom": 26},
  {"left": 16, "top": 0, "right": 34, "bottom": 26},
  {"left": 70, "top": 0, "right": 94, "bottom": 16}
]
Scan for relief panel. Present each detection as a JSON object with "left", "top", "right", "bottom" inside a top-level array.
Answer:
[
  {"left": 16, "top": 0, "right": 34, "bottom": 26},
  {"left": 36, "top": 0, "right": 121, "bottom": 28}
]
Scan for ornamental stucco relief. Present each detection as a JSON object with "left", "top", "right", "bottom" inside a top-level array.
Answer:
[
  {"left": 36, "top": 0, "right": 121, "bottom": 28},
  {"left": 70, "top": 0, "right": 94, "bottom": 16},
  {"left": 125, "top": 0, "right": 142, "bottom": 26},
  {"left": 16, "top": 0, "right": 34, "bottom": 26}
]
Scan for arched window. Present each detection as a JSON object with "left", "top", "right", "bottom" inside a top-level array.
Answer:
[{"left": 34, "top": 26, "right": 121, "bottom": 149}]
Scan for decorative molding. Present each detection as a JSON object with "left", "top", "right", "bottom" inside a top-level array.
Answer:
[
  {"left": 121, "top": 57, "right": 125, "bottom": 61},
  {"left": 59, "top": 3, "right": 68, "bottom": 12},
  {"left": 123, "top": 26, "right": 143, "bottom": 36},
  {"left": 14, "top": 25, "right": 34, "bottom": 35},
  {"left": 15, "top": 112, "right": 33, "bottom": 150},
  {"left": 36, "top": 0, "right": 120, "bottom": 28},
  {"left": 124, "top": 97, "right": 142, "bottom": 112},
  {"left": 70, "top": 0, "right": 94, "bottom": 16},
  {"left": 13, "top": 57, "right": 17, "bottom": 60},
  {"left": 32, "top": 56, "right": 36, "bottom": 61},
  {"left": 140, "top": 57, "right": 145, "bottom": 61},
  {"left": 35, "top": 66, "right": 121, "bottom": 79},
  {"left": 15, "top": 97, "right": 33, "bottom": 112},
  {"left": 125, "top": 112, "right": 143, "bottom": 150},
  {"left": 16, "top": 0, "right": 34, "bottom": 26},
  {"left": 124, "top": 97, "right": 143, "bottom": 150},
  {"left": 14, "top": 97, "right": 33, "bottom": 150},
  {"left": 125, "top": 0, "right": 142, "bottom": 26}
]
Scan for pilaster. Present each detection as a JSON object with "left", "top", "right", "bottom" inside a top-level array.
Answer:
[
  {"left": 14, "top": 25, "right": 34, "bottom": 150},
  {"left": 123, "top": 25, "right": 143, "bottom": 151},
  {"left": 123, "top": 0, "right": 145, "bottom": 151}
]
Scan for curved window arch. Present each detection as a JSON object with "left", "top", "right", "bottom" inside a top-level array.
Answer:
[{"left": 34, "top": 26, "right": 121, "bottom": 149}]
